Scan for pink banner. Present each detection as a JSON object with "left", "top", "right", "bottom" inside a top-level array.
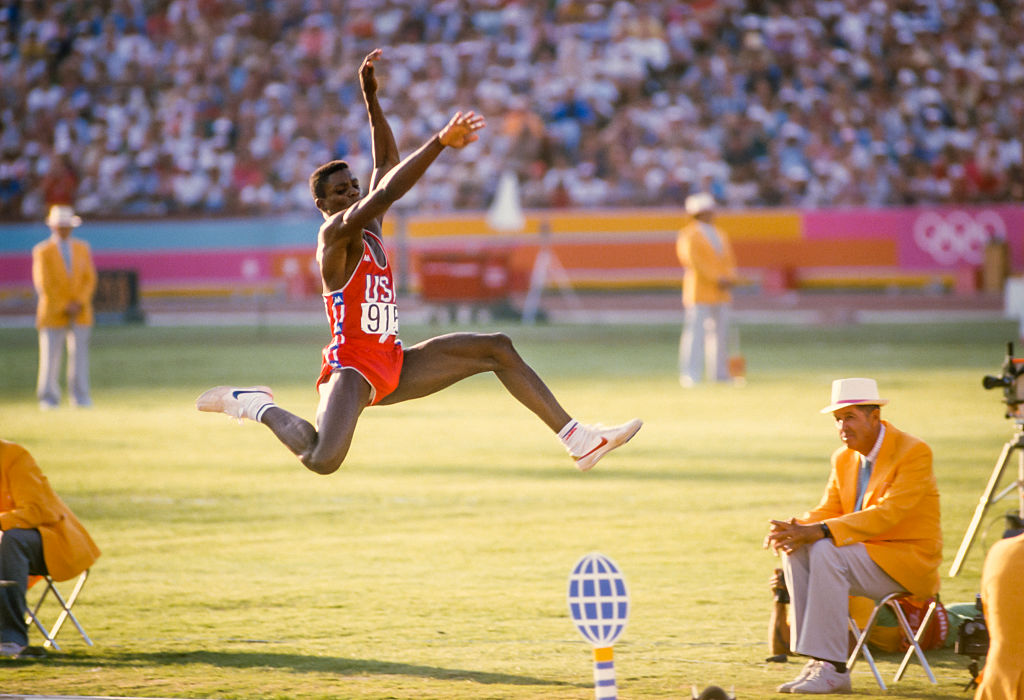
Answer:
[{"left": 803, "top": 206, "right": 1024, "bottom": 269}]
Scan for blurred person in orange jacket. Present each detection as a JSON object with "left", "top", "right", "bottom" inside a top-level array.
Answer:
[
  {"left": 676, "top": 192, "right": 737, "bottom": 387},
  {"left": 0, "top": 440, "right": 100, "bottom": 657},
  {"left": 974, "top": 532, "right": 1024, "bottom": 700},
  {"left": 32, "top": 205, "right": 97, "bottom": 409}
]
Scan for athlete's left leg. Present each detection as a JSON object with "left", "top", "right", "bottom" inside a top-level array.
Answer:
[
  {"left": 379, "top": 331, "right": 570, "bottom": 431},
  {"left": 379, "top": 332, "right": 642, "bottom": 470}
]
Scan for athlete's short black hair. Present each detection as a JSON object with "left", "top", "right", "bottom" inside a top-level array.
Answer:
[{"left": 309, "top": 160, "right": 351, "bottom": 200}]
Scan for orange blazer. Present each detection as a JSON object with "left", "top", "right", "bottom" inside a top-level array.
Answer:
[
  {"left": 676, "top": 219, "right": 737, "bottom": 307},
  {"left": 32, "top": 236, "right": 97, "bottom": 329},
  {"left": 0, "top": 440, "right": 100, "bottom": 581},
  {"left": 798, "top": 421, "right": 942, "bottom": 600},
  {"left": 974, "top": 533, "right": 1024, "bottom": 700}
]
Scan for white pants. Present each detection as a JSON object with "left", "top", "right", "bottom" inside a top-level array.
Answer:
[
  {"left": 679, "top": 303, "right": 730, "bottom": 383},
  {"left": 37, "top": 324, "right": 92, "bottom": 407},
  {"left": 782, "top": 539, "right": 903, "bottom": 663}
]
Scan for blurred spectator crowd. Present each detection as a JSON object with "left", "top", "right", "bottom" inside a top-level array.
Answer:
[{"left": 1, "top": 0, "right": 1023, "bottom": 222}]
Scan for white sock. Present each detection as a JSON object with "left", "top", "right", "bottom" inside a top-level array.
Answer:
[
  {"left": 558, "top": 419, "right": 591, "bottom": 456},
  {"left": 241, "top": 393, "right": 275, "bottom": 422}
]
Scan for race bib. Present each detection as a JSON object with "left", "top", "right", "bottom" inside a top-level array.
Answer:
[{"left": 361, "top": 301, "right": 398, "bottom": 340}]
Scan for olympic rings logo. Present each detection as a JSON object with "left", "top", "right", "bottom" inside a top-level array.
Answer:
[{"left": 912, "top": 210, "right": 1006, "bottom": 265}]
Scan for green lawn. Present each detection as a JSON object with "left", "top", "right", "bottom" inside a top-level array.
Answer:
[{"left": 0, "top": 319, "right": 1018, "bottom": 699}]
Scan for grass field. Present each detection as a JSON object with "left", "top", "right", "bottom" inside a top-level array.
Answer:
[{"left": 0, "top": 318, "right": 1020, "bottom": 699}]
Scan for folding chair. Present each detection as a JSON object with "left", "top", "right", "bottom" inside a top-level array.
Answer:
[
  {"left": 24, "top": 570, "right": 93, "bottom": 650},
  {"left": 847, "top": 591, "right": 938, "bottom": 691}
]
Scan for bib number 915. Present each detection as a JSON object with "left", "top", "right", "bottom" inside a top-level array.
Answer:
[{"left": 361, "top": 302, "right": 398, "bottom": 340}]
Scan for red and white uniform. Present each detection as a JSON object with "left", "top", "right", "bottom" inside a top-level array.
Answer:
[{"left": 317, "top": 230, "right": 403, "bottom": 405}]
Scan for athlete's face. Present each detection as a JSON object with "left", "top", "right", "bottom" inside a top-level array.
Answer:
[{"left": 317, "top": 167, "right": 361, "bottom": 216}]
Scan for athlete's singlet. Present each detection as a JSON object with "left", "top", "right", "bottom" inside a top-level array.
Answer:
[{"left": 317, "top": 230, "right": 404, "bottom": 405}]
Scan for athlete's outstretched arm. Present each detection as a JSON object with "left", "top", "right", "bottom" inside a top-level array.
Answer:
[
  {"left": 361, "top": 49, "right": 400, "bottom": 191},
  {"left": 322, "top": 111, "right": 486, "bottom": 239}
]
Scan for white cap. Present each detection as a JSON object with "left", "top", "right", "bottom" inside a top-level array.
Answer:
[
  {"left": 684, "top": 192, "right": 715, "bottom": 216},
  {"left": 46, "top": 204, "right": 82, "bottom": 228}
]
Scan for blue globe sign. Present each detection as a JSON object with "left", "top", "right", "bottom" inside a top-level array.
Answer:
[{"left": 567, "top": 552, "right": 629, "bottom": 647}]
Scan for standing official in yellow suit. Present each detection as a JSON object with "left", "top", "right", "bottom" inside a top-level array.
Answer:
[
  {"left": 1, "top": 440, "right": 100, "bottom": 657},
  {"left": 974, "top": 532, "right": 1024, "bottom": 700},
  {"left": 32, "top": 205, "right": 96, "bottom": 409},
  {"left": 676, "top": 192, "right": 737, "bottom": 387}
]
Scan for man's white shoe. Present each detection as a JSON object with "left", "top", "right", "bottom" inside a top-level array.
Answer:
[
  {"left": 0, "top": 642, "right": 25, "bottom": 658},
  {"left": 571, "top": 419, "right": 643, "bottom": 471},
  {"left": 777, "top": 660, "right": 820, "bottom": 693},
  {"left": 195, "top": 385, "right": 274, "bottom": 423},
  {"left": 789, "top": 660, "right": 851, "bottom": 694}
]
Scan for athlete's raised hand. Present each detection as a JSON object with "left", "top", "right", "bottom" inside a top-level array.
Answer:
[
  {"left": 360, "top": 48, "right": 383, "bottom": 99},
  {"left": 438, "top": 111, "right": 486, "bottom": 149}
]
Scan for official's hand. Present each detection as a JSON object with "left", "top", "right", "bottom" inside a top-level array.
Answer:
[
  {"left": 360, "top": 48, "right": 383, "bottom": 98},
  {"left": 65, "top": 301, "right": 82, "bottom": 317},
  {"left": 765, "top": 518, "right": 823, "bottom": 554},
  {"left": 438, "top": 111, "right": 486, "bottom": 149}
]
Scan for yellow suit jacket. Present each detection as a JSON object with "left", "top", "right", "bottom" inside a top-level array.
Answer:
[
  {"left": 32, "top": 236, "right": 97, "bottom": 329},
  {"left": 798, "top": 420, "right": 942, "bottom": 599},
  {"left": 0, "top": 440, "right": 100, "bottom": 582},
  {"left": 974, "top": 532, "right": 1024, "bottom": 700},
  {"left": 676, "top": 219, "right": 736, "bottom": 307}
]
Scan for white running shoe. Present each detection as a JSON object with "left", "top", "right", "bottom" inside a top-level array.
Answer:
[
  {"left": 0, "top": 642, "right": 25, "bottom": 658},
  {"left": 195, "top": 385, "right": 274, "bottom": 423},
  {"left": 789, "top": 661, "right": 851, "bottom": 694},
  {"left": 570, "top": 419, "right": 643, "bottom": 471},
  {"left": 777, "top": 660, "right": 820, "bottom": 693}
]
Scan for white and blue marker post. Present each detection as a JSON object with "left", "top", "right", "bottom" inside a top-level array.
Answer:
[{"left": 567, "top": 552, "right": 630, "bottom": 700}]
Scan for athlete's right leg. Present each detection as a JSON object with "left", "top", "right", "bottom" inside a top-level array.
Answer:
[{"left": 196, "top": 369, "right": 371, "bottom": 475}]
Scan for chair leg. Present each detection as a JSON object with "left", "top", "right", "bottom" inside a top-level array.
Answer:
[
  {"left": 23, "top": 571, "right": 92, "bottom": 650},
  {"left": 26, "top": 581, "right": 62, "bottom": 651},
  {"left": 891, "top": 599, "right": 937, "bottom": 683},
  {"left": 848, "top": 616, "right": 887, "bottom": 690},
  {"left": 44, "top": 572, "right": 92, "bottom": 647}
]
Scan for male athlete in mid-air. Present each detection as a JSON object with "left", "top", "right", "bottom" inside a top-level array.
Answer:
[{"left": 196, "top": 49, "right": 641, "bottom": 475}]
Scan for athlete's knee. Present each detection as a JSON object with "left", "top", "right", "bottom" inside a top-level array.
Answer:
[
  {"left": 301, "top": 450, "right": 345, "bottom": 475},
  {"left": 481, "top": 332, "right": 519, "bottom": 364},
  {"left": 300, "top": 439, "right": 350, "bottom": 475}
]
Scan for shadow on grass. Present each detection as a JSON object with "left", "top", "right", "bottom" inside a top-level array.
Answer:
[{"left": 48, "top": 650, "right": 580, "bottom": 687}]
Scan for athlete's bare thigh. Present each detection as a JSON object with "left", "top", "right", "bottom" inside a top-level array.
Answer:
[
  {"left": 378, "top": 332, "right": 505, "bottom": 405},
  {"left": 315, "top": 368, "right": 373, "bottom": 434}
]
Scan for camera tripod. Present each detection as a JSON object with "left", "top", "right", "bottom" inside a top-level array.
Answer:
[{"left": 949, "top": 420, "right": 1024, "bottom": 576}]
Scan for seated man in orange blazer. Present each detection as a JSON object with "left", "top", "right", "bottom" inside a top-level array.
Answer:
[
  {"left": 765, "top": 378, "right": 942, "bottom": 694},
  {"left": 0, "top": 440, "right": 100, "bottom": 658},
  {"left": 32, "top": 205, "right": 97, "bottom": 409}
]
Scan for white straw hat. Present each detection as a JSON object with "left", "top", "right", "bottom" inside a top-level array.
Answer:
[
  {"left": 820, "top": 378, "right": 889, "bottom": 414},
  {"left": 46, "top": 204, "right": 82, "bottom": 228},
  {"left": 684, "top": 192, "right": 715, "bottom": 216}
]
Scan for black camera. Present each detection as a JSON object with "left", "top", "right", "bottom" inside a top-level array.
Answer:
[
  {"left": 955, "top": 595, "right": 989, "bottom": 659},
  {"left": 954, "top": 594, "right": 989, "bottom": 689},
  {"left": 983, "top": 342, "right": 1024, "bottom": 417}
]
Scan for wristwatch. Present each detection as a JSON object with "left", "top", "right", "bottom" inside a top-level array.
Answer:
[{"left": 819, "top": 522, "right": 832, "bottom": 540}]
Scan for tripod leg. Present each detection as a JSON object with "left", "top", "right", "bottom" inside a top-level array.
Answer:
[{"left": 950, "top": 439, "right": 1016, "bottom": 576}]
